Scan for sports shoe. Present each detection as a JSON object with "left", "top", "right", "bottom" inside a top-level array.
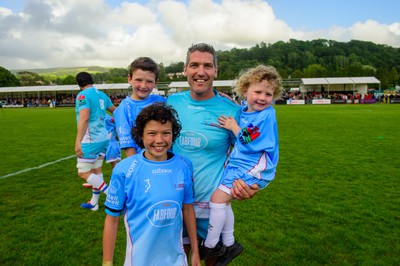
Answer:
[
  {"left": 81, "top": 201, "right": 99, "bottom": 211},
  {"left": 82, "top": 183, "right": 92, "bottom": 188},
  {"left": 199, "top": 240, "right": 226, "bottom": 260},
  {"left": 215, "top": 241, "right": 243, "bottom": 266}
]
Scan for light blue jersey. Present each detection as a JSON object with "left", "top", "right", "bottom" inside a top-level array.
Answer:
[
  {"left": 226, "top": 105, "right": 279, "bottom": 183},
  {"left": 105, "top": 151, "right": 194, "bottom": 266},
  {"left": 75, "top": 87, "right": 113, "bottom": 143},
  {"left": 114, "top": 95, "right": 165, "bottom": 151},
  {"left": 167, "top": 91, "right": 240, "bottom": 218}
]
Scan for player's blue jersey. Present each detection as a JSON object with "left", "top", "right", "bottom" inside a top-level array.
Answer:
[
  {"left": 229, "top": 105, "right": 279, "bottom": 181},
  {"left": 105, "top": 151, "right": 194, "bottom": 266},
  {"left": 75, "top": 86, "right": 113, "bottom": 143},
  {"left": 167, "top": 91, "right": 240, "bottom": 218},
  {"left": 114, "top": 95, "right": 165, "bottom": 151}
]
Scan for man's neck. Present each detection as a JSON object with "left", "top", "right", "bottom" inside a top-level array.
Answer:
[
  {"left": 82, "top": 84, "right": 93, "bottom": 90},
  {"left": 190, "top": 89, "right": 216, "bottom": 101}
]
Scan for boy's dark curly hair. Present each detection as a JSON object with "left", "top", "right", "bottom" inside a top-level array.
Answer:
[{"left": 133, "top": 102, "right": 182, "bottom": 149}]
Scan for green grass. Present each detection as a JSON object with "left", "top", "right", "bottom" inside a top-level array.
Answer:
[{"left": 0, "top": 104, "right": 399, "bottom": 265}]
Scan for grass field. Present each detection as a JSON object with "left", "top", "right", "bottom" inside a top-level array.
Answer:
[{"left": 0, "top": 104, "right": 399, "bottom": 265}]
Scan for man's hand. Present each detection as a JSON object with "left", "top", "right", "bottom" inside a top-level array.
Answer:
[
  {"left": 231, "top": 179, "right": 259, "bottom": 200},
  {"left": 75, "top": 142, "right": 83, "bottom": 157}
]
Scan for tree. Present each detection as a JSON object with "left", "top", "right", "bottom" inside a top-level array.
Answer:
[
  {"left": 17, "top": 71, "right": 47, "bottom": 86},
  {"left": 165, "top": 62, "right": 184, "bottom": 74},
  {"left": 388, "top": 66, "right": 399, "bottom": 87},
  {"left": 158, "top": 63, "right": 168, "bottom": 82},
  {"left": 291, "top": 69, "right": 303, "bottom": 78},
  {"left": 345, "top": 62, "right": 364, "bottom": 77},
  {"left": 0, "top": 66, "right": 21, "bottom": 87},
  {"left": 303, "top": 64, "right": 327, "bottom": 78},
  {"left": 63, "top": 75, "right": 76, "bottom": 85}
]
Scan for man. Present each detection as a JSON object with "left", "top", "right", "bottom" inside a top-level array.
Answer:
[
  {"left": 167, "top": 43, "right": 259, "bottom": 265},
  {"left": 75, "top": 72, "right": 116, "bottom": 211}
]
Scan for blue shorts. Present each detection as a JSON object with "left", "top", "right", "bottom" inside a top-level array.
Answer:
[
  {"left": 78, "top": 141, "right": 108, "bottom": 163},
  {"left": 105, "top": 140, "right": 121, "bottom": 163},
  {"left": 218, "top": 166, "right": 270, "bottom": 194}
]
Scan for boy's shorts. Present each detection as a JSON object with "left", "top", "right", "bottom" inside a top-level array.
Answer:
[
  {"left": 105, "top": 140, "right": 121, "bottom": 163},
  {"left": 218, "top": 166, "right": 270, "bottom": 195},
  {"left": 183, "top": 218, "right": 209, "bottom": 244}
]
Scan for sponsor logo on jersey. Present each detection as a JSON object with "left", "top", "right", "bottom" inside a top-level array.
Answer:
[
  {"left": 174, "top": 183, "right": 184, "bottom": 190},
  {"left": 118, "top": 122, "right": 131, "bottom": 136},
  {"left": 126, "top": 159, "right": 138, "bottom": 178},
  {"left": 147, "top": 200, "right": 180, "bottom": 227},
  {"left": 77, "top": 94, "right": 86, "bottom": 107},
  {"left": 144, "top": 178, "right": 151, "bottom": 193},
  {"left": 188, "top": 104, "right": 205, "bottom": 110},
  {"left": 105, "top": 195, "right": 120, "bottom": 206},
  {"left": 176, "top": 130, "right": 207, "bottom": 152},
  {"left": 108, "top": 179, "right": 121, "bottom": 195},
  {"left": 151, "top": 168, "right": 172, "bottom": 174}
]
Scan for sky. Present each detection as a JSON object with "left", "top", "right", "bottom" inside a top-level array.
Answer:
[{"left": 0, "top": 0, "right": 399, "bottom": 70}]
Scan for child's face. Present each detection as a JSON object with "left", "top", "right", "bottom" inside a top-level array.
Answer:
[
  {"left": 244, "top": 80, "right": 274, "bottom": 112},
  {"left": 128, "top": 69, "right": 157, "bottom": 100},
  {"left": 142, "top": 120, "right": 173, "bottom": 162}
]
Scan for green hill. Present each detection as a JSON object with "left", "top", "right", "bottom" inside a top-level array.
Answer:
[{"left": 10, "top": 66, "right": 111, "bottom": 76}]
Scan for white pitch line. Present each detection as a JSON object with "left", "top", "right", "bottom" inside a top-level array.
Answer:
[{"left": 0, "top": 155, "right": 75, "bottom": 180}]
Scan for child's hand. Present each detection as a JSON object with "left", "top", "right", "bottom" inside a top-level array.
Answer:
[
  {"left": 190, "top": 251, "right": 201, "bottom": 266},
  {"left": 218, "top": 115, "right": 241, "bottom": 136}
]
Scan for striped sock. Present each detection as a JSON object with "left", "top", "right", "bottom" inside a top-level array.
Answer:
[
  {"left": 87, "top": 173, "right": 109, "bottom": 195},
  {"left": 89, "top": 189, "right": 100, "bottom": 206}
]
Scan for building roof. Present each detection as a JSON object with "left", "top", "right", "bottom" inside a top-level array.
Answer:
[
  {"left": 301, "top": 77, "right": 380, "bottom": 85},
  {"left": 0, "top": 83, "right": 131, "bottom": 93}
]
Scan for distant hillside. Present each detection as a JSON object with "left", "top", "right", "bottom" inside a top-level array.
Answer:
[{"left": 10, "top": 66, "right": 112, "bottom": 76}]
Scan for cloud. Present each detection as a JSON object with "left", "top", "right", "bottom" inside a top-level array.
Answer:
[{"left": 0, "top": 0, "right": 398, "bottom": 70}]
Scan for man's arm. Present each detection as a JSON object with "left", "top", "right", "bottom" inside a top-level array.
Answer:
[
  {"left": 75, "top": 108, "right": 89, "bottom": 156},
  {"left": 231, "top": 179, "right": 259, "bottom": 200},
  {"left": 103, "top": 215, "right": 120, "bottom": 264},
  {"left": 108, "top": 105, "right": 116, "bottom": 113}
]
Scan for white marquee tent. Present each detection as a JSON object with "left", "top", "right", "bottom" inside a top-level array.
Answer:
[{"left": 300, "top": 77, "right": 381, "bottom": 95}]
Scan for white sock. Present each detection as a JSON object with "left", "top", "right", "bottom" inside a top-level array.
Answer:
[
  {"left": 89, "top": 189, "right": 100, "bottom": 206},
  {"left": 87, "top": 173, "right": 108, "bottom": 195},
  {"left": 205, "top": 202, "right": 226, "bottom": 248},
  {"left": 221, "top": 203, "right": 235, "bottom": 246}
]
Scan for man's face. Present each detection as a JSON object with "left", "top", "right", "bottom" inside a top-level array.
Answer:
[
  {"left": 128, "top": 69, "right": 157, "bottom": 100},
  {"left": 184, "top": 51, "right": 218, "bottom": 100}
]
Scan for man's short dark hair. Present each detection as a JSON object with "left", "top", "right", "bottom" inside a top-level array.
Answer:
[
  {"left": 76, "top": 72, "right": 94, "bottom": 87},
  {"left": 186, "top": 43, "right": 218, "bottom": 67}
]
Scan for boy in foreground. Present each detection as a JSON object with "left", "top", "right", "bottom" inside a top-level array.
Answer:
[{"left": 103, "top": 102, "right": 200, "bottom": 266}]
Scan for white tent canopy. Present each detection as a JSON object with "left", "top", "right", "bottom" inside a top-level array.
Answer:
[{"left": 300, "top": 76, "right": 380, "bottom": 95}]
